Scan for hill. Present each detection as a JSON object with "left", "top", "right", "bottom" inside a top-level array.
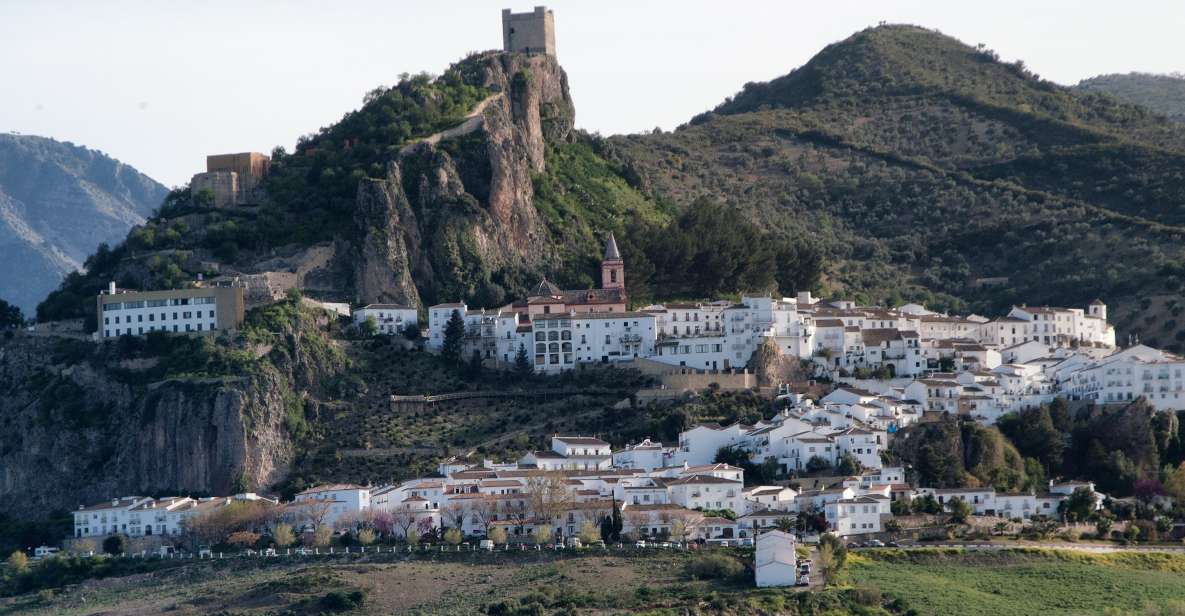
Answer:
[
  {"left": 0, "top": 134, "right": 167, "bottom": 316},
  {"left": 1076, "top": 72, "right": 1185, "bottom": 124},
  {"left": 612, "top": 24, "right": 1185, "bottom": 352}
]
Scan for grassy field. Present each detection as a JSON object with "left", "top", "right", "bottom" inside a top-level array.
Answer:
[
  {"left": 849, "top": 548, "right": 1185, "bottom": 616},
  {"left": 6, "top": 548, "right": 1185, "bottom": 615}
]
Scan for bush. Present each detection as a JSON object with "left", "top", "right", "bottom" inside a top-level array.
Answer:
[
  {"left": 321, "top": 589, "right": 366, "bottom": 611},
  {"left": 102, "top": 535, "right": 127, "bottom": 555},
  {"left": 687, "top": 554, "right": 745, "bottom": 580}
]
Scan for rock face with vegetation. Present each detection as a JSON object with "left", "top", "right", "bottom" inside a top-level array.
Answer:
[
  {"left": 0, "top": 134, "right": 167, "bottom": 317},
  {"left": 0, "top": 299, "right": 344, "bottom": 517}
]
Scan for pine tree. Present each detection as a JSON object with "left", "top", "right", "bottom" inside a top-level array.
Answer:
[
  {"left": 441, "top": 309, "right": 466, "bottom": 363},
  {"left": 514, "top": 343, "right": 533, "bottom": 377},
  {"left": 466, "top": 349, "right": 483, "bottom": 379}
]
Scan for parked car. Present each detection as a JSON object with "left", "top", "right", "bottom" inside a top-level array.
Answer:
[
  {"left": 566, "top": 537, "right": 583, "bottom": 549},
  {"left": 886, "top": 541, "right": 900, "bottom": 548},
  {"left": 197, "top": 546, "right": 213, "bottom": 558},
  {"left": 479, "top": 539, "right": 495, "bottom": 551},
  {"left": 737, "top": 538, "right": 754, "bottom": 547},
  {"left": 634, "top": 540, "right": 647, "bottom": 548},
  {"left": 868, "top": 539, "right": 885, "bottom": 548},
  {"left": 263, "top": 548, "right": 277, "bottom": 556},
  {"left": 796, "top": 574, "right": 810, "bottom": 587}
]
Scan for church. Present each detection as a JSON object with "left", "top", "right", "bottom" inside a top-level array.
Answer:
[{"left": 499, "top": 232, "right": 627, "bottom": 316}]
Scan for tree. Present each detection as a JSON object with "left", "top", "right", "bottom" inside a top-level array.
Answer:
[
  {"left": 273, "top": 523, "right": 296, "bottom": 548},
  {"left": 945, "top": 496, "right": 973, "bottom": 524},
  {"left": 817, "top": 533, "right": 848, "bottom": 585},
  {"left": 1163, "top": 462, "right": 1185, "bottom": 504},
  {"left": 103, "top": 534, "right": 128, "bottom": 555},
  {"left": 441, "top": 309, "right": 466, "bottom": 363},
  {"left": 443, "top": 528, "right": 463, "bottom": 546},
  {"left": 297, "top": 498, "right": 336, "bottom": 531},
  {"left": 466, "top": 349, "right": 483, "bottom": 379},
  {"left": 578, "top": 521, "right": 600, "bottom": 544},
  {"left": 890, "top": 499, "right": 912, "bottom": 516},
  {"left": 357, "top": 529, "right": 376, "bottom": 546},
  {"left": 488, "top": 526, "right": 508, "bottom": 546},
  {"left": 805, "top": 455, "right": 831, "bottom": 473},
  {"left": 406, "top": 528, "right": 421, "bottom": 547},
  {"left": 392, "top": 506, "right": 419, "bottom": 540},
  {"left": 1061, "top": 487, "right": 1096, "bottom": 523},
  {"left": 775, "top": 517, "right": 796, "bottom": 533},
  {"left": 532, "top": 525, "right": 553, "bottom": 545},
  {"left": 441, "top": 502, "right": 468, "bottom": 531},
  {"left": 836, "top": 453, "right": 861, "bottom": 476},
  {"left": 313, "top": 526, "right": 333, "bottom": 547},
  {"left": 1095, "top": 515, "right": 1114, "bottom": 539},
  {"left": 526, "top": 473, "right": 573, "bottom": 536},
  {"left": 0, "top": 299, "right": 22, "bottom": 329},
  {"left": 227, "top": 531, "right": 260, "bottom": 548},
  {"left": 360, "top": 315, "right": 379, "bottom": 337},
  {"left": 514, "top": 343, "right": 533, "bottom": 377},
  {"left": 402, "top": 322, "right": 422, "bottom": 341},
  {"left": 469, "top": 497, "right": 499, "bottom": 536},
  {"left": 6, "top": 550, "right": 28, "bottom": 574},
  {"left": 884, "top": 518, "right": 902, "bottom": 539},
  {"left": 818, "top": 533, "right": 848, "bottom": 569}
]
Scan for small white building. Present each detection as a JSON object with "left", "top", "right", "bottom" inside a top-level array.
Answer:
[
  {"left": 353, "top": 303, "right": 418, "bottom": 335},
  {"left": 294, "top": 484, "right": 370, "bottom": 529},
  {"left": 755, "top": 530, "right": 798, "bottom": 587},
  {"left": 612, "top": 438, "right": 666, "bottom": 471}
]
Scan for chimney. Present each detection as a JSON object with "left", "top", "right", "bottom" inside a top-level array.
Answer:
[{"left": 108, "top": 281, "right": 116, "bottom": 295}]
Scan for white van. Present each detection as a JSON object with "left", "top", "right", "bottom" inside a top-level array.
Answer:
[{"left": 479, "top": 539, "right": 495, "bottom": 551}]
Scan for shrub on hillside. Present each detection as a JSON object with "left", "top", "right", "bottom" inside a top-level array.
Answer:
[{"left": 687, "top": 554, "right": 745, "bottom": 580}]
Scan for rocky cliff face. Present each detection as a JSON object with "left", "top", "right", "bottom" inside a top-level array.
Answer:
[
  {"left": 350, "top": 51, "right": 576, "bottom": 306},
  {"left": 0, "top": 304, "right": 340, "bottom": 517},
  {"left": 0, "top": 135, "right": 167, "bottom": 316}
]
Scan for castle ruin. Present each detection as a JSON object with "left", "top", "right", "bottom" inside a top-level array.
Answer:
[
  {"left": 190, "top": 151, "right": 270, "bottom": 208},
  {"left": 502, "top": 6, "right": 556, "bottom": 56}
]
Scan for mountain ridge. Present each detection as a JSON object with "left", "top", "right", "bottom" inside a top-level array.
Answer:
[
  {"left": 614, "top": 24, "right": 1185, "bottom": 352},
  {"left": 0, "top": 134, "right": 167, "bottom": 316}
]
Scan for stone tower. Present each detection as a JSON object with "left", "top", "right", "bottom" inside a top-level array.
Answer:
[
  {"left": 601, "top": 232, "right": 624, "bottom": 290},
  {"left": 502, "top": 6, "right": 556, "bottom": 56}
]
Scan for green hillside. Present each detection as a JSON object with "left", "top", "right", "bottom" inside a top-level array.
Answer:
[
  {"left": 1076, "top": 72, "right": 1185, "bottom": 124},
  {"left": 614, "top": 25, "right": 1185, "bottom": 351}
]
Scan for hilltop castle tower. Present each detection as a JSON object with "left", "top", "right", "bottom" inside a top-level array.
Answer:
[
  {"left": 502, "top": 6, "right": 556, "bottom": 56},
  {"left": 601, "top": 232, "right": 624, "bottom": 291}
]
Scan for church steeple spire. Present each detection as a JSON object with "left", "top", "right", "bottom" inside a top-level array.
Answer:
[{"left": 601, "top": 232, "right": 624, "bottom": 291}]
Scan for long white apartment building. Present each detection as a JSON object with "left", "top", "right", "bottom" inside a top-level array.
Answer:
[{"left": 96, "top": 280, "right": 245, "bottom": 339}]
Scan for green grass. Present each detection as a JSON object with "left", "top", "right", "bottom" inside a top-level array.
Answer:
[{"left": 850, "top": 548, "right": 1185, "bottom": 615}]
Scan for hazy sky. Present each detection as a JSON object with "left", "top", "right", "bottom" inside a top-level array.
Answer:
[{"left": 3, "top": 0, "right": 1183, "bottom": 187}]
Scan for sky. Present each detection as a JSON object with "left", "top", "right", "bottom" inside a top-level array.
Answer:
[{"left": 2, "top": 0, "right": 1183, "bottom": 187}]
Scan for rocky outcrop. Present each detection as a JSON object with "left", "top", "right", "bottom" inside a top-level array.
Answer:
[
  {"left": 0, "top": 305, "right": 340, "bottom": 518},
  {"left": 346, "top": 51, "right": 577, "bottom": 308},
  {"left": 352, "top": 162, "right": 422, "bottom": 307}
]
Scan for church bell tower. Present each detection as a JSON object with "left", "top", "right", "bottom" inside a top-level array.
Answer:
[{"left": 601, "top": 232, "right": 624, "bottom": 290}]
